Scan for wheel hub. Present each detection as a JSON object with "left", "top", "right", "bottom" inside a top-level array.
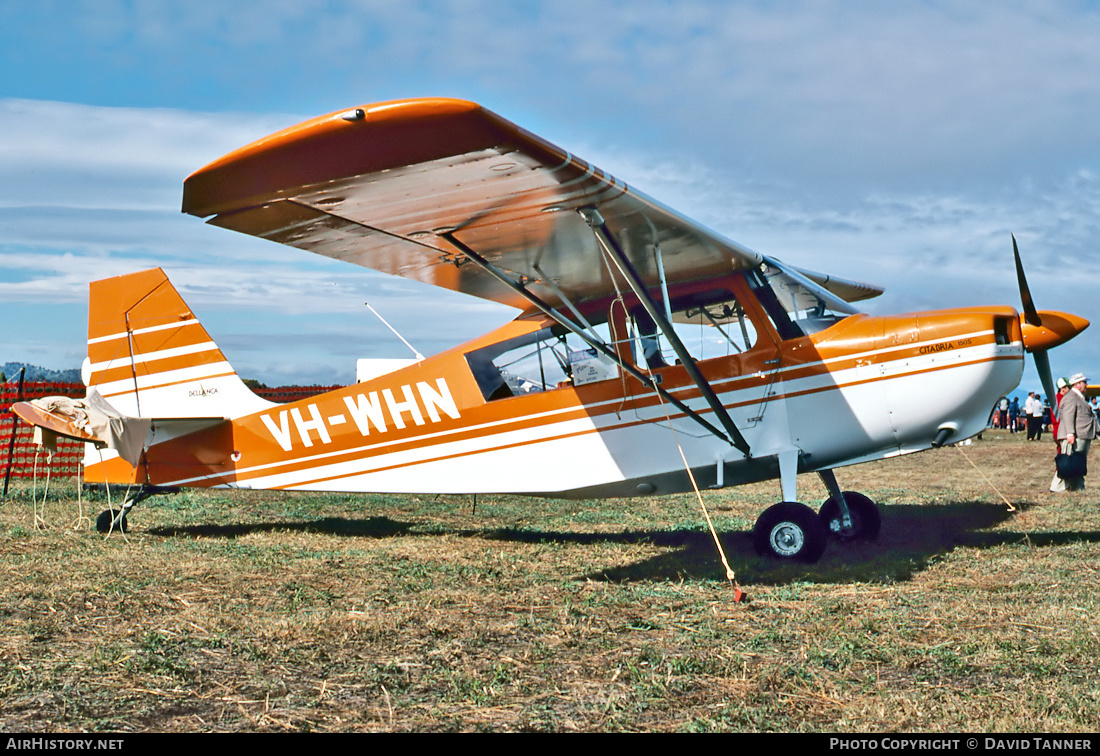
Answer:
[
  {"left": 827, "top": 511, "right": 860, "bottom": 537},
  {"left": 769, "top": 521, "right": 805, "bottom": 556}
]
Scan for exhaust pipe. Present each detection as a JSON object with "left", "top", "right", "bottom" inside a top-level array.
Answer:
[{"left": 931, "top": 423, "right": 957, "bottom": 448}]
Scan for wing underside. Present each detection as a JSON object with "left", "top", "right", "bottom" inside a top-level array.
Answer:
[{"left": 183, "top": 98, "right": 882, "bottom": 311}]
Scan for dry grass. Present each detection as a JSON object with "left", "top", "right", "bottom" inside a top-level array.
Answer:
[{"left": 2, "top": 430, "right": 1099, "bottom": 732}]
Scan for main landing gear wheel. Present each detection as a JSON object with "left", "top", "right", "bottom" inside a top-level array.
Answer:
[
  {"left": 752, "top": 502, "right": 827, "bottom": 563},
  {"left": 818, "top": 492, "right": 881, "bottom": 541},
  {"left": 96, "top": 509, "right": 129, "bottom": 534}
]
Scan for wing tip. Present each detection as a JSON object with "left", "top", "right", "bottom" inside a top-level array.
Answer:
[{"left": 182, "top": 97, "right": 492, "bottom": 219}]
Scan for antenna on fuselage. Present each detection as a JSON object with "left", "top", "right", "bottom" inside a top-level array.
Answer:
[{"left": 364, "top": 302, "right": 425, "bottom": 361}]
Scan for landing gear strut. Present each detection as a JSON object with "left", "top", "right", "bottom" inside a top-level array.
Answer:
[{"left": 752, "top": 466, "right": 881, "bottom": 562}]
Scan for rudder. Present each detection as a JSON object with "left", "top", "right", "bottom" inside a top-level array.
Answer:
[{"left": 84, "top": 268, "right": 272, "bottom": 419}]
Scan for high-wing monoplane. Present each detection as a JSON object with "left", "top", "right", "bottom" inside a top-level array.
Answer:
[{"left": 13, "top": 98, "right": 1089, "bottom": 562}]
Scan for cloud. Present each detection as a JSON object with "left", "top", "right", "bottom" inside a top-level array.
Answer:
[
  {"left": 0, "top": 98, "right": 517, "bottom": 379},
  {"left": 8, "top": 4, "right": 1100, "bottom": 191},
  {"left": 0, "top": 99, "right": 295, "bottom": 209},
  {"left": 4, "top": 91, "right": 1099, "bottom": 384},
  {"left": 444, "top": 2, "right": 1100, "bottom": 199}
]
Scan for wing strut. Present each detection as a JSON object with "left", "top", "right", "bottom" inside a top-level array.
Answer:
[
  {"left": 438, "top": 232, "right": 739, "bottom": 447},
  {"left": 579, "top": 208, "right": 752, "bottom": 457}
]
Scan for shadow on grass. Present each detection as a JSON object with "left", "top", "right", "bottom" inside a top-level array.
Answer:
[
  {"left": 146, "top": 516, "right": 415, "bottom": 539},
  {"left": 598, "top": 500, "right": 1100, "bottom": 585},
  {"left": 142, "top": 498, "right": 1100, "bottom": 585}
]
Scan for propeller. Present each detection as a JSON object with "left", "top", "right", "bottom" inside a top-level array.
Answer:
[
  {"left": 1013, "top": 234, "right": 1089, "bottom": 410},
  {"left": 1013, "top": 235, "right": 1042, "bottom": 328}
]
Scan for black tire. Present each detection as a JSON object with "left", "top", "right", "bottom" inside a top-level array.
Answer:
[
  {"left": 819, "top": 492, "right": 881, "bottom": 541},
  {"left": 752, "top": 502, "right": 827, "bottom": 562},
  {"left": 96, "top": 509, "right": 128, "bottom": 534}
]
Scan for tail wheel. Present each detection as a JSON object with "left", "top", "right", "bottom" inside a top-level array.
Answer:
[
  {"left": 819, "top": 492, "right": 881, "bottom": 541},
  {"left": 96, "top": 509, "right": 129, "bottom": 534},
  {"left": 752, "top": 502, "right": 827, "bottom": 563}
]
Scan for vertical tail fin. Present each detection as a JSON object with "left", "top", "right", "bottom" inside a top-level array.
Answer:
[{"left": 84, "top": 268, "right": 273, "bottom": 419}]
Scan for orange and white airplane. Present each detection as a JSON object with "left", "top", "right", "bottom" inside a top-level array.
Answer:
[{"left": 14, "top": 98, "right": 1089, "bottom": 562}]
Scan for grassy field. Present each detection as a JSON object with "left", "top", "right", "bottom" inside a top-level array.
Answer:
[{"left": 1, "top": 430, "right": 1099, "bottom": 732}]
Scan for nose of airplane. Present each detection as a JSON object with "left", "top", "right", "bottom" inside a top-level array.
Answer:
[
  {"left": 1020, "top": 310, "right": 1090, "bottom": 352},
  {"left": 1012, "top": 236, "right": 1090, "bottom": 405}
]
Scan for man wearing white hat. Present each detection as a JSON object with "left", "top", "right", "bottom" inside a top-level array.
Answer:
[
  {"left": 1056, "top": 373, "right": 1097, "bottom": 491},
  {"left": 1025, "top": 391, "right": 1042, "bottom": 440}
]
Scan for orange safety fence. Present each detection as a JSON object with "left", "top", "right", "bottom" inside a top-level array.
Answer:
[{"left": 1, "top": 381, "right": 85, "bottom": 480}]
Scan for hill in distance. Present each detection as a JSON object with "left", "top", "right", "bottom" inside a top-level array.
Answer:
[{"left": 2, "top": 363, "right": 82, "bottom": 383}]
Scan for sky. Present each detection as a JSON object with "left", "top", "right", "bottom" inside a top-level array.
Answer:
[{"left": 2, "top": 0, "right": 1099, "bottom": 394}]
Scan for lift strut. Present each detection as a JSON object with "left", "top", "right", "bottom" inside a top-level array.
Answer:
[
  {"left": 438, "top": 231, "right": 738, "bottom": 447},
  {"left": 579, "top": 208, "right": 752, "bottom": 456}
]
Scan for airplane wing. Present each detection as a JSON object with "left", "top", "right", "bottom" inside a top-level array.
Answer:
[{"left": 183, "top": 98, "right": 882, "bottom": 312}]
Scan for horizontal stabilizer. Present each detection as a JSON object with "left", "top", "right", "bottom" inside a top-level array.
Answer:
[{"left": 13, "top": 390, "right": 150, "bottom": 466}]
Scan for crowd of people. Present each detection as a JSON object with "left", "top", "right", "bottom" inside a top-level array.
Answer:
[{"left": 991, "top": 373, "right": 1099, "bottom": 491}]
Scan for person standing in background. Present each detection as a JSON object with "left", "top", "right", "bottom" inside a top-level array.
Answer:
[
  {"left": 1056, "top": 373, "right": 1097, "bottom": 492},
  {"left": 1050, "top": 378, "right": 1070, "bottom": 492},
  {"left": 1025, "top": 393, "right": 1042, "bottom": 440},
  {"left": 1025, "top": 392, "right": 1038, "bottom": 440}
]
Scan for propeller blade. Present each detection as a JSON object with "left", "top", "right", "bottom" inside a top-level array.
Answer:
[
  {"left": 1033, "top": 348, "right": 1056, "bottom": 418},
  {"left": 1013, "top": 234, "right": 1043, "bottom": 327},
  {"left": 1011, "top": 234, "right": 1088, "bottom": 419}
]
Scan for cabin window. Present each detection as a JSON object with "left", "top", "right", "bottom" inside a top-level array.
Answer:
[
  {"left": 746, "top": 263, "right": 857, "bottom": 339},
  {"left": 465, "top": 322, "right": 624, "bottom": 401},
  {"left": 629, "top": 288, "right": 758, "bottom": 368}
]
